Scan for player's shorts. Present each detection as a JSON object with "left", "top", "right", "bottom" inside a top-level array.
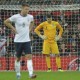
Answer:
[
  {"left": 42, "top": 41, "right": 59, "bottom": 54},
  {"left": 15, "top": 41, "right": 31, "bottom": 58}
]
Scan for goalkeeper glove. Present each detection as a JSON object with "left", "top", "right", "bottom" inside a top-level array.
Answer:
[
  {"left": 39, "top": 35, "right": 47, "bottom": 40},
  {"left": 55, "top": 35, "right": 61, "bottom": 41}
]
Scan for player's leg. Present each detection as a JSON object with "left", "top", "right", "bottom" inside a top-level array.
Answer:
[
  {"left": 23, "top": 41, "right": 36, "bottom": 78},
  {"left": 55, "top": 54, "right": 62, "bottom": 71},
  {"left": 15, "top": 57, "right": 21, "bottom": 80},
  {"left": 43, "top": 41, "right": 51, "bottom": 72},
  {"left": 51, "top": 42, "right": 62, "bottom": 71},
  {"left": 15, "top": 43, "right": 23, "bottom": 80},
  {"left": 45, "top": 54, "right": 51, "bottom": 72}
]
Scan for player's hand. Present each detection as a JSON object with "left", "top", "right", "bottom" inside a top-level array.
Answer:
[
  {"left": 55, "top": 35, "right": 61, "bottom": 41},
  {"left": 11, "top": 28, "right": 18, "bottom": 34},
  {"left": 39, "top": 35, "right": 47, "bottom": 40}
]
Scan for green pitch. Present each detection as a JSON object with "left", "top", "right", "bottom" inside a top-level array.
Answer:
[{"left": 0, "top": 71, "right": 80, "bottom": 80}]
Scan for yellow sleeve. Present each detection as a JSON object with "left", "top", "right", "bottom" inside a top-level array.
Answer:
[
  {"left": 34, "top": 23, "right": 44, "bottom": 36},
  {"left": 56, "top": 22, "right": 63, "bottom": 37}
]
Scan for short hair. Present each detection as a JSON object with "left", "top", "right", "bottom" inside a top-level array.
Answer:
[
  {"left": 22, "top": 3, "right": 29, "bottom": 7},
  {"left": 46, "top": 14, "right": 52, "bottom": 18}
]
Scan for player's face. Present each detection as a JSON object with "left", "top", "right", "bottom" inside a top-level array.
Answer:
[
  {"left": 22, "top": 6, "right": 29, "bottom": 15},
  {"left": 47, "top": 18, "right": 52, "bottom": 23}
]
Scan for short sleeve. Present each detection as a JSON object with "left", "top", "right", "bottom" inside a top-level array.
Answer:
[
  {"left": 9, "top": 15, "right": 16, "bottom": 23},
  {"left": 30, "top": 15, "right": 34, "bottom": 22}
]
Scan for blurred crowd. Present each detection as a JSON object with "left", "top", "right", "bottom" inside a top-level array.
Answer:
[
  {"left": 0, "top": 9, "right": 80, "bottom": 57},
  {"left": 0, "top": 0, "right": 80, "bottom": 5},
  {"left": 32, "top": 10, "right": 80, "bottom": 56}
]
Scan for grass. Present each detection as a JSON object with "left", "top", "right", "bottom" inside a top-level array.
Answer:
[{"left": 0, "top": 71, "right": 80, "bottom": 80}]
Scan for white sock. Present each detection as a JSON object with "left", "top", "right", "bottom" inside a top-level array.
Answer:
[
  {"left": 15, "top": 60, "right": 21, "bottom": 76},
  {"left": 27, "top": 60, "right": 33, "bottom": 76}
]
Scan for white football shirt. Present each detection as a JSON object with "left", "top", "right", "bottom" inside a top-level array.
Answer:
[{"left": 9, "top": 14, "right": 34, "bottom": 42}]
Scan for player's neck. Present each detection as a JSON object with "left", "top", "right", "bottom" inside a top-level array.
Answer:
[
  {"left": 47, "top": 21, "right": 52, "bottom": 24},
  {"left": 20, "top": 12, "right": 28, "bottom": 17}
]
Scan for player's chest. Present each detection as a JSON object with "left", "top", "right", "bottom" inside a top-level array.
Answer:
[
  {"left": 16, "top": 17, "right": 31, "bottom": 26},
  {"left": 44, "top": 24, "right": 56, "bottom": 30}
]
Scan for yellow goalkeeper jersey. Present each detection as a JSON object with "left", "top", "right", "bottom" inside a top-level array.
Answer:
[{"left": 34, "top": 21, "right": 63, "bottom": 42}]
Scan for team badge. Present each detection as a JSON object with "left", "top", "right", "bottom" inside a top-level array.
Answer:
[
  {"left": 52, "top": 24, "right": 54, "bottom": 27},
  {"left": 22, "top": 22, "right": 25, "bottom": 27}
]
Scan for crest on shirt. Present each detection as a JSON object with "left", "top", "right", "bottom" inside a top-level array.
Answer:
[
  {"left": 22, "top": 22, "right": 25, "bottom": 27},
  {"left": 52, "top": 24, "right": 54, "bottom": 27}
]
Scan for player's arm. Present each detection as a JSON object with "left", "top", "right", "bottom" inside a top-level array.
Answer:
[
  {"left": 29, "top": 15, "right": 34, "bottom": 33},
  {"left": 55, "top": 22, "right": 63, "bottom": 41},
  {"left": 0, "top": 28, "right": 2, "bottom": 31},
  {"left": 34, "top": 23, "right": 47, "bottom": 40},
  {"left": 57, "top": 22, "right": 63, "bottom": 37},
  {"left": 29, "top": 21, "right": 34, "bottom": 32},
  {"left": 4, "top": 16, "right": 17, "bottom": 34},
  {"left": 29, "top": 21, "right": 34, "bottom": 40}
]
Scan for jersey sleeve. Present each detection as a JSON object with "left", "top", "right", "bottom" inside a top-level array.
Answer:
[
  {"left": 56, "top": 22, "right": 63, "bottom": 37},
  {"left": 9, "top": 15, "right": 16, "bottom": 23},
  {"left": 30, "top": 15, "right": 34, "bottom": 22},
  {"left": 34, "top": 22, "right": 44, "bottom": 36}
]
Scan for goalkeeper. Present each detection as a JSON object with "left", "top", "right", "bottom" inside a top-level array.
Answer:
[{"left": 34, "top": 14, "right": 63, "bottom": 72}]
